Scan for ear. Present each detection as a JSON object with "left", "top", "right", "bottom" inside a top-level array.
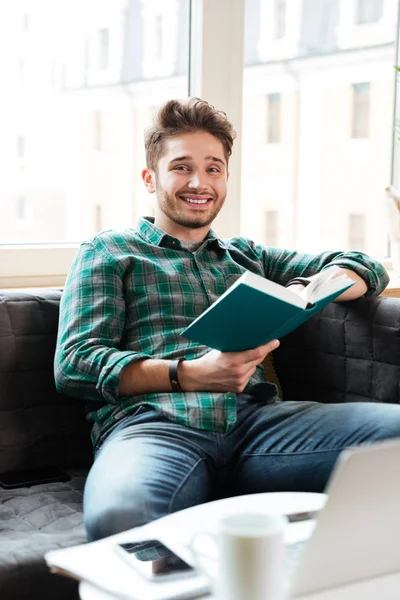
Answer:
[{"left": 142, "top": 168, "right": 156, "bottom": 194}]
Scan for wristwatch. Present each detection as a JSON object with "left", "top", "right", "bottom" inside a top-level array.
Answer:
[{"left": 285, "top": 277, "right": 312, "bottom": 288}]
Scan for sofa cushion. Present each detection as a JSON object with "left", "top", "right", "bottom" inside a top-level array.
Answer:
[
  {"left": 0, "top": 291, "right": 93, "bottom": 473},
  {"left": 0, "top": 470, "right": 87, "bottom": 599}
]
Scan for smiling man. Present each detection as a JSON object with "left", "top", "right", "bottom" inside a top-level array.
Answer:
[{"left": 55, "top": 98, "right": 400, "bottom": 556}]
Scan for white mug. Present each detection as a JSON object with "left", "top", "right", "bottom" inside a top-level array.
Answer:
[{"left": 188, "top": 512, "right": 287, "bottom": 600}]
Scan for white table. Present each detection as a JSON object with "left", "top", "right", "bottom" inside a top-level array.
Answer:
[{"left": 78, "top": 491, "right": 325, "bottom": 600}]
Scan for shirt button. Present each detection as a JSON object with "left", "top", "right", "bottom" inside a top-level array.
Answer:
[{"left": 208, "top": 289, "right": 212, "bottom": 294}]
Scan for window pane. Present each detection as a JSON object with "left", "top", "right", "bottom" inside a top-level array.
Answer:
[
  {"left": 266, "top": 93, "right": 281, "bottom": 144},
  {"left": 274, "top": 0, "right": 286, "bottom": 40},
  {"left": 356, "top": 0, "right": 383, "bottom": 25},
  {"left": 265, "top": 210, "right": 280, "bottom": 246},
  {"left": 242, "top": 0, "right": 398, "bottom": 257},
  {"left": 0, "top": 0, "right": 189, "bottom": 244},
  {"left": 351, "top": 82, "right": 370, "bottom": 138},
  {"left": 348, "top": 213, "right": 367, "bottom": 251}
]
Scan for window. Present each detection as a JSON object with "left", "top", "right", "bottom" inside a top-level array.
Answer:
[
  {"left": 2, "top": 0, "right": 399, "bottom": 288},
  {"left": 95, "top": 204, "right": 102, "bottom": 233},
  {"left": 242, "top": 1, "right": 396, "bottom": 257},
  {"left": 0, "top": 0, "right": 191, "bottom": 286},
  {"left": 98, "top": 28, "right": 110, "bottom": 70},
  {"left": 266, "top": 93, "right": 281, "bottom": 144},
  {"left": 351, "top": 82, "right": 370, "bottom": 139},
  {"left": 16, "top": 196, "right": 27, "bottom": 221},
  {"left": 265, "top": 210, "right": 279, "bottom": 247},
  {"left": 348, "top": 214, "right": 367, "bottom": 251},
  {"left": 274, "top": 0, "right": 286, "bottom": 40},
  {"left": 16, "top": 135, "right": 25, "bottom": 158},
  {"left": 154, "top": 15, "right": 163, "bottom": 62},
  {"left": 22, "top": 13, "right": 30, "bottom": 31},
  {"left": 18, "top": 59, "right": 26, "bottom": 85},
  {"left": 93, "top": 111, "right": 103, "bottom": 152},
  {"left": 356, "top": 0, "right": 383, "bottom": 24}
]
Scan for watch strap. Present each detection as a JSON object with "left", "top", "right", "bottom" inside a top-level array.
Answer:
[
  {"left": 285, "top": 277, "right": 312, "bottom": 288},
  {"left": 169, "top": 359, "right": 185, "bottom": 392}
]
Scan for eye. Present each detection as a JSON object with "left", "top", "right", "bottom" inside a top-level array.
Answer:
[
  {"left": 173, "top": 165, "right": 190, "bottom": 171},
  {"left": 208, "top": 167, "right": 220, "bottom": 173}
]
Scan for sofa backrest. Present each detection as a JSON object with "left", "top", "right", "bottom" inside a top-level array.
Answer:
[
  {"left": 2, "top": 289, "right": 400, "bottom": 473},
  {"left": 0, "top": 290, "right": 93, "bottom": 473},
  {"left": 274, "top": 296, "right": 400, "bottom": 405}
]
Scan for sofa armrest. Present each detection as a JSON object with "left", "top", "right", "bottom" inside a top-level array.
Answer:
[
  {"left": 0, "top": 289, "right": 93, "bottom": 473},
  {"left": 273, "top": 297, "right": 400, "bottom": 405}
]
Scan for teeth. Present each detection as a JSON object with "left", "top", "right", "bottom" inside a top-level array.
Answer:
[{"left": 181, "top": 197, "right": 209, "bottom": 204}]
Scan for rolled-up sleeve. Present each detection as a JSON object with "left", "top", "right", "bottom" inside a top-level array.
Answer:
[
  {"left": 251, "top": 244, "right": 389, "bottom": 297},
  {"left": 54, "top": 241, "right": 150, "bottom": 403}
]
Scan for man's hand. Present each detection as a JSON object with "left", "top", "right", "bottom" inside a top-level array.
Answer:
[{"left": 179, "top": 339, "right": 280, "bottom": 394}]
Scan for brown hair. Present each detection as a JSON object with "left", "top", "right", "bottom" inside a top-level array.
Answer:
[{"left": 144, "top": 97, "right": 236, "bottom": 170}]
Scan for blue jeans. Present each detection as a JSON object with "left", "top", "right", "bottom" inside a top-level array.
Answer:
[{"left": 83, "top": 393, "right": 400, "bottom": 557}]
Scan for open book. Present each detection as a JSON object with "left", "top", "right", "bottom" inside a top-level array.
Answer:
[{"left": 181, "top": 267, "right": 354, "bottom": 352}]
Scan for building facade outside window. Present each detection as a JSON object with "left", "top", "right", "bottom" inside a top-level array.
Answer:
[
  {"left": 242, "top": 0, "right": 397, "bottom": 257},
  {"left": 98, "top": 28, "right": 110, "bottom": 70},
  {"left": 266, "top": 93, "right": 281, "bottom": 144},
  {"left": 348, "top": 213, "right": 367, "bottom": 251},
  {"left": 93, "top": 111, "right": 103, "bottom": 152},
  {"left": 264, "top": 210, "right": 279, "bottom": 247},
  {"left": 351, "top": 82, "right": 371, "bottom": 139},
  {"left": 16, "top": 135, "right": 25, "bottom": 158},
  {"left": 356, "top": 0, "right": 384, "bottom": 24},
  {"left": 274, "top": 0, "right": 286, "bottom": 40}
]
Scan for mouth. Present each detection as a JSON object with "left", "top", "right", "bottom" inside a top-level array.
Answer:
[{"left": 178, "top": 195, "right": 213, "bottom": 208}]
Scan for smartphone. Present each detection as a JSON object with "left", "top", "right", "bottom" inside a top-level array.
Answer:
[
  {"left": 0, "top": 466, "right": 71, "bottom": 489},
  {"left": 115, "top": 539, "right": 198, "bottom": 584}
]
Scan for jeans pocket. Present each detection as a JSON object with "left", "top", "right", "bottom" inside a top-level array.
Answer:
[{"left": 95, "top": 404, "right": 148, "bottom": 456}]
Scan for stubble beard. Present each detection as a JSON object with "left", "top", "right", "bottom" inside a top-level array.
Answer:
[{"left": 156, "top": 187, "right": 226, "bottom": 230}]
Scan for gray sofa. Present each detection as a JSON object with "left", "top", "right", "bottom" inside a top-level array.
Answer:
[{"left": 1, "top": 288, "right": 400, "bottom": 599}]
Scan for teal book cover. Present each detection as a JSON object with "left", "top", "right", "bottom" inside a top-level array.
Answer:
[{"left": 181, "top": 271, "right": 353, "bottom": 352}]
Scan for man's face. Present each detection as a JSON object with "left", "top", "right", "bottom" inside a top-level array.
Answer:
[{"left": 143, "top": 131, "right": 229, "bottom": 239}]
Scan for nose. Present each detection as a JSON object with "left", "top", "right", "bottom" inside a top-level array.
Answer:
[{"left": 188, "top": 171, "right": 206, "bottom": 189}]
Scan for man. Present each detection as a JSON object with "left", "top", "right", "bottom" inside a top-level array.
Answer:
[{"left": 55, "top": 97, "right": 400, "bottom": 555}]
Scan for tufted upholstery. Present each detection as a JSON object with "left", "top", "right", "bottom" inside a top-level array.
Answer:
[
  {"left": 274, "top": 297, "right": 400, "bottom": 406},
  {"left": 0, "top": 290, "right": 92, "bottom": 473},
  {"left": 1, "top": 289, "right": 400, "bottom": 599}
]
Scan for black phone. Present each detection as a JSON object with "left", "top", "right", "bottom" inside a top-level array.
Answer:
[
  {"left": 115, "top": 539, "right": 198, "bottom": 584},
  {"left": 0, "top": 466, "right": 71, "bottom": 489}
]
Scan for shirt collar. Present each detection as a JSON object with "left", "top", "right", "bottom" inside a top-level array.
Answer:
[{"left": 136, "top": 216, "right": 228, "bottom": 250}]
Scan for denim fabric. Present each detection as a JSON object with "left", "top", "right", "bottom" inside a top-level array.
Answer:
[{"left": 83, "top": 392, "right": 400, "bottom": 559}]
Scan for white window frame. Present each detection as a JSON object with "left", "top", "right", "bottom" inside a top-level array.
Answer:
[{"left": 0, "top": 0, "right": 244, "bottom": 289}]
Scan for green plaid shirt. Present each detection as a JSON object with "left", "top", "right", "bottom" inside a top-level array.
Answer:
[{"left": 54, "top": 217, "right": 388, "bottom": 449}]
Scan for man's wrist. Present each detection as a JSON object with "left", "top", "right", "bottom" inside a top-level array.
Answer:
[{"left": 177, "top": 359, "right": 200, "bottom": 392}]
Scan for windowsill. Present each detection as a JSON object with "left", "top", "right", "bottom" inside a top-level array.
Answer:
[
  {"left": 3, "top": 272, "right": 400, "bottom": 297},
  {"left": 381, "top": 272, "right": 400, "bottom": 297}
]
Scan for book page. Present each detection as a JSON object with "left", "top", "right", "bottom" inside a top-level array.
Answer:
[{"left": 301, "top": 267, "right": 354, "bottom": 304}]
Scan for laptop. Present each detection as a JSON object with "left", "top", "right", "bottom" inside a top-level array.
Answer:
[{"left": 288, "top": 438, "right": 400, "bottom": 599}]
